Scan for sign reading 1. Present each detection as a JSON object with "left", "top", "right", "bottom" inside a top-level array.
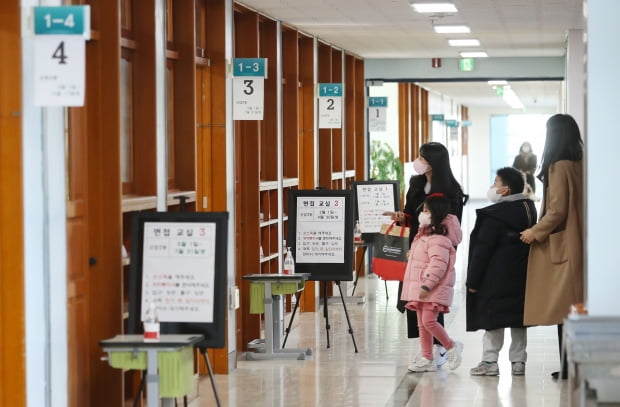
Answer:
[
  {"left": 368, "top": 97, "right": 388, "bottom": 132},
  {"left": 34, "top": 6, "right": 90, "bottom": 37}
]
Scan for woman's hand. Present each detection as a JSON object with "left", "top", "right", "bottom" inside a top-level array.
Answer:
[
  {"left": 520, "top": 228, "right": 535, "bottom": 244},
  {"left": 384, "top": 211, "right": 405, "bottom": 222}
]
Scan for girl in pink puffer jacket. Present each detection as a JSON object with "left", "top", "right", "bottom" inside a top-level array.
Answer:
[{"left": 401, "top": 193, "right": 464, "bottom": 372}]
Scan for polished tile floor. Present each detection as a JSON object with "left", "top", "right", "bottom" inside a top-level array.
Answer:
[{"left": 191, "top": 200, "right": 570, "bottom": 407}]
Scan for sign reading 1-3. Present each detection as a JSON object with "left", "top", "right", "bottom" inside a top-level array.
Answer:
[
  {"left": 318, "top": 83, "right": 343, "bottom": 129},
  {"left": 233, "top": 58, "right": 267, "bottom": 120},
  {"left": 368, "top": 97, "right": 388, "bottom": 132},
  {"left": 33, "top": 6, "right": 90, "bottom": 107}
]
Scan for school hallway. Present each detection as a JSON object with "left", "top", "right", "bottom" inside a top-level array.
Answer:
[{"left": 190, "top": 200, "right": 570, "bottom": 407}]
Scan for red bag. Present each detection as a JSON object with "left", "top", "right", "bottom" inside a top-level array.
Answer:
[{"left": 371, "top": 222, "right": 409, "bottom": 281}]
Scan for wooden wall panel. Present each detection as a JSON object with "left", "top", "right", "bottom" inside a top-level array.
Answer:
[
  {"left": 0, "top": 2, "right": 25, "bottom": 405},
  {"left": 259, "top": 18, "right": 278, "bottom": 182},
  {"left": 282, "top": 28, "right": 299, "bottom": 179},
  {"left": 344, "top": 54, "right": 355, "bottom": 172},
  {"left": 354, "top": 58, "right": 365, "bottom": 181},
  {"left": 173, "top": 0, "right": 197, "bottom": 191},
  {"left": 132, "top": 0, "right": 157, "bottom": 196},
  {"left": 234, "top": 9, "right": 261, "bottom": 354},
  {"left": 202, "top": 0, "right": 229, "bottom": 372},
  {"left": 86, "top": 1, "right": 123, "bottom": 405}
]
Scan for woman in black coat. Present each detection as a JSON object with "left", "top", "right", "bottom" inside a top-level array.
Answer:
[{"left": 390, "top": 142, "right": 467, "bottom": 370}]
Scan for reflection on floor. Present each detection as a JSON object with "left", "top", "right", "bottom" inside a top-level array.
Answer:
[{"left": 191, "top": 200, "right": 569, "bottom": 406}]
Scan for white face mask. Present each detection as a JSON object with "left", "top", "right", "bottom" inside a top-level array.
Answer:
[
  {"left": 487, "top": 187, "right": 502, "bottom": 203},
  {"left": 522, "top": 146, "right": 531, "bottom": 153},
  {"left": 418, "top": 211, "right": 432, "bottom": 226},
  {"left": 413, "top": 158, "right": 430, "bottom": 175}
]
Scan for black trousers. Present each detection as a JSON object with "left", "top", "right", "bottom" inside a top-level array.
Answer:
[{"left": 557, "top": 324, "right": 568, "bottom": 378}]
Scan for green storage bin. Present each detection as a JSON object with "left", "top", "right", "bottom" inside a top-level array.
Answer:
[{"left": 107, "top": 345, "right": 194, "bottom": 398}]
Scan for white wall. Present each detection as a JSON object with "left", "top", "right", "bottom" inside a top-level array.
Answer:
[{"left": 467, "top": 106, "right": 556, "bottom": 199}]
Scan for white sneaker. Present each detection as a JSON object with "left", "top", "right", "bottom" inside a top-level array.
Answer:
[
  {"left": 446, "top": 341, "right": 463, "bottom": 370},
  {"left": 434, "top": 345, "right": 448, "bottom": 367},
  {"left": 408, "top": 357, "right": 438, "bottom": 373},
  {"left": 407, "top": 352, "right": 423, "bottom": 372}
]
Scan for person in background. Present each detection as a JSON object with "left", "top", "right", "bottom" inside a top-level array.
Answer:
[
  {"left": 519, "top": 113, "right": 584, "bottom": 380},
  {"left": 401, "top": 193, "right": 463, "bottom": 372},
  {"left": 389, "top": 142, "right": 467, "bottom": 371},
  {"left": 466, "top": 167, "right": 537, "bottom": 376},
  {"left": 513, "top": 141, "right": 538, "bottom": 196}
]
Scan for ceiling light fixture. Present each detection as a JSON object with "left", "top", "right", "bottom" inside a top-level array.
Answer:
[
  {"left": 503, "top": 87, "right": 524, "bottom": 109},
  {"left": 410, "top": 2, "right": 458, "bottom": 13},
  {"left": 448, "top": 39, "right": 480, "bottom": 47},
  {"left": 460, "top": 51, "right": 488, "bottom": 58},
  {"left": 433, "top": 24, "right": 471, "bottom": 34},
  {"left": 488, "top": 80, "right": 508, "bottom": 86}
]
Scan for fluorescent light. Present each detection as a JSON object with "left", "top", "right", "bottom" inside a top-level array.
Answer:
[
  {"left": 460, "top": 51, "right": 488, "bottom": 58},
  {"left": 448, "top": 39, "right": 480, "bottom": 47},
  {"left": 488, "top": 80, "right": 508, "bottom": 86},
  {"left": 411, "top": 3, "right": 458, "bottom": 13},
  {"left": 503, "top": 87, "right": 524, "bottom": 109},
  {"left": 433, "top": 25, "right": 471, "bottom": 34}
]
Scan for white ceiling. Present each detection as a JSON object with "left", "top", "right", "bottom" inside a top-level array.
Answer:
[{"left": 237, "top": 0, "right": 584, "bottom": 109}]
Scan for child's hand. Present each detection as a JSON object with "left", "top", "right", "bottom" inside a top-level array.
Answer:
[
  {"left": 419, "top": 289, "right": 429, "bottom": 299},
  {"left": 520, "top": 228, "right": 535, "bottom": 244},
  {"left": 468, "top": 288, "right": 477, "bottom": 293}
]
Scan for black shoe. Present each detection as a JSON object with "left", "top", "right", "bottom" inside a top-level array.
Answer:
[{"left": 551, "top": 371, "right": 568, "bottom": 380}]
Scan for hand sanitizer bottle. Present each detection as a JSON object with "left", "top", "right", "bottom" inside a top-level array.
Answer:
[
  {"left": 354, "top": 220, "right": 363, "bottom": 242},
  {"left": 143, "top": 302, "right": 160, "bottom": 341},
  {"left": 283, "top": 247, "right": 295, "bottom": 275}
]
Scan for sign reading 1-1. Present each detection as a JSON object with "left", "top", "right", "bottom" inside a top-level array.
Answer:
[
  {"left": 318, "top": 83, "right": 343, "bottom": 129},
  {"left": 233, "top": 58, "right": 267, "bottom": 120},
  {"left": 368, "top": 97, "right": 388, "bottom": 132},
  {"left": 33, "top": 6, "right": 90, "bottom": 107}
]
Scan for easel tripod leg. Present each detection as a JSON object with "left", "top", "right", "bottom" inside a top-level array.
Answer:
[
  {"left": 336, "top": 281, "right": 359, "bottom": 353},
  {"left": 200, "top": 348, "right": 222, "bottom": 407},
  {"left": 323, "top": 281, "right": 330, "bottom": 348},
  {"left": 282, "top": 291, "right": 302, "bottom": 348}
]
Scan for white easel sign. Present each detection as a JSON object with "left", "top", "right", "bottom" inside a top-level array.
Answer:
[
  {"left": 33, "top": 6, "right": 90, "bottom": 107},
  {"left": 295, "top": 197, "right": 346, "bottom": 264},
  {"left": 368, "top": 97, "right": 388, "bottom": 132},
  {"left": 355, "top": 183, "right": 395, "bottom": 233},
  {"left": 141, "top": 222, "right": 217, "bottom": 323},
  {"left": 233, "top": 58, "right": 266, "bottom": 120},
  {"left": 318, "top": 83, "right": 343, "bottom": 128}
]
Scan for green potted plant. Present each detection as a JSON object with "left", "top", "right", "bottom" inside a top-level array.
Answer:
[{"left": 369, "top": 140, "right": 405, "bottom": 194}]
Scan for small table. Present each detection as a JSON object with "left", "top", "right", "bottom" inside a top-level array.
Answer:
[
  {"left": 100, "top": 334, "right": 204, "bottom": 407},
  {"left": 243, "top": 273, "right": 313, "bottom": 360}
]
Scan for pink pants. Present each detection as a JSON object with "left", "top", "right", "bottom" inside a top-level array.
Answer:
[{"left": 417, "top": 307, "right": 454, "bottom": 360}]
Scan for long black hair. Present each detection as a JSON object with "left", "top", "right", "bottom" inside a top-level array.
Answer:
[
  {"left": 419, "top": 142, "right": 468, "bottom": 204},
  {"left": 537, "top": 114, "right": 583, "bottom": 184}
]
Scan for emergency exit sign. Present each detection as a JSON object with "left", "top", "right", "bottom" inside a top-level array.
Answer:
[{"left": 459, "top": 58, "right": 474, "bottom": 72}]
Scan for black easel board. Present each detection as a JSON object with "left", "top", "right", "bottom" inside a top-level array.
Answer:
[
  {"left": 128, "top": 211, "right": 229, "bottom": 349},
  {"left": 288, "top": 190, "right": 354, "bottom": 281},
  {"left": 350, "top": 180, "right": 400, "bottom": 242}
]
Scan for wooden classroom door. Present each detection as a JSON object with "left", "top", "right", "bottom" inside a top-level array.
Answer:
[{"left": 66, "top": 108, "right": 91, "bottom": 407}]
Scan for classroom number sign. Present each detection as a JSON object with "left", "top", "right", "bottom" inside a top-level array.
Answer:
[
  {"left": 233, "top": 58, "right": 266, "bottom": 120},
  {"left": 33, "top": 6, "right": 90, "bottom": 107},
  {"left": 318, "top": 83, "right": 343, "bottom": 128}
]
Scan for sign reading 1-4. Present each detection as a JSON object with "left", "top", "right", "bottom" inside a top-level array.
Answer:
[
  {"left": 33, "top": 6, "right": 90, "bottom": 107},
  {"left": 233, "top": 58, "right": 267, "bottom": 120},
  {"left": 318, "top": 83, "right": 343, "bottom": 129},
  {"left": 368, "top": 97, "right": 388, "bottom": 132}
]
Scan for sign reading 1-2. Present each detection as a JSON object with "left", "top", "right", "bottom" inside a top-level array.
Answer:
[
  {"left": 318, "top": 83, "right": 343, "bottom": 129},
  {"left": 368, "top": 97, "right": 388, "bottom": 132},
  {"left": 33, "top": 6, "right": 90, "bottom": 107},
  {"left": 233, "top": 58, "right": 267, "bottom": 120}
]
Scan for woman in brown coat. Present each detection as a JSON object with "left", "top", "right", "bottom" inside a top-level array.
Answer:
[{"left": 520, "top": 113, "right": 584, "bottom": 380}]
